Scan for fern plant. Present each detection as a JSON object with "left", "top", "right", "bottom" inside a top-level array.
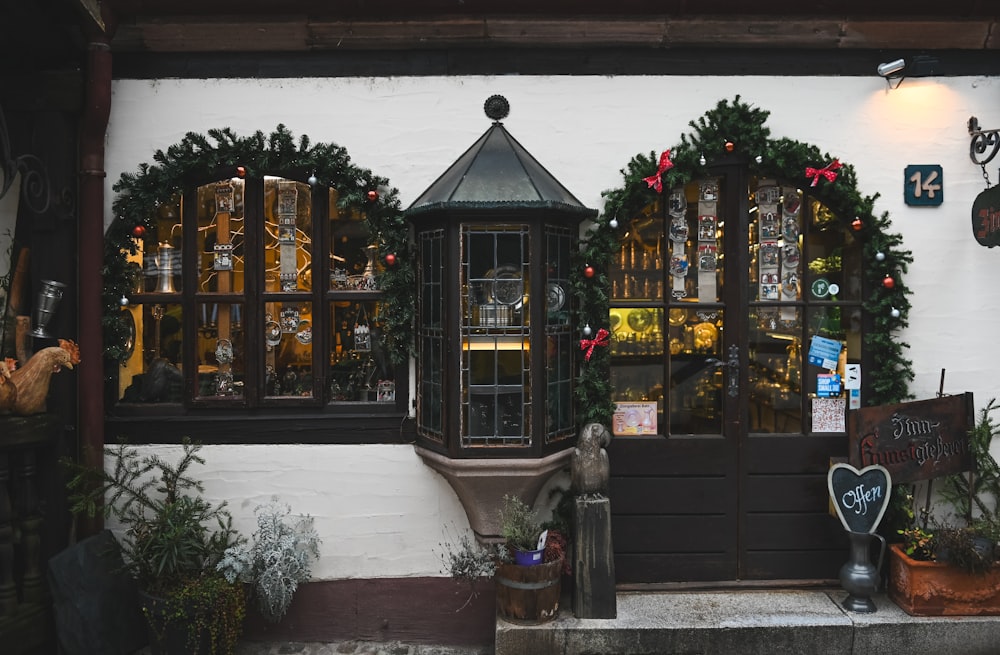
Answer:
[{"left": 217, "top": 498, "right": 321, "bottom": 623}]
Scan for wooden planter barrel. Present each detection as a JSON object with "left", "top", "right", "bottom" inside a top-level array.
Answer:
[
  {"left": 495, "top": 558, "right": 563, "bottom": 624},
  {"left": 888, "top": 543, "right": 1000, "bottom": 616}
]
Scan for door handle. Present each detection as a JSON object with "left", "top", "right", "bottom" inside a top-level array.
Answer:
[
  {"left": 705, "top": 344, "right": 740, "bottom": 397},
  {"left": 725, "top": 344, "right": 739, "bottom": 397}
]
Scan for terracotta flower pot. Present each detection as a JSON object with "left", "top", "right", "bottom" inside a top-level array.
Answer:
[{"left": 888, "top": 543, "right": 1000, "bottom": 616}]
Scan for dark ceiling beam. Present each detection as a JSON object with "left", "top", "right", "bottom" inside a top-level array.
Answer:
[{"left": 107, "top": 16, "right": 999, "bottom": 53}]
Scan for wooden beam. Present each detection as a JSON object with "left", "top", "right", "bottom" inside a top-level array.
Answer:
[{"left": 109, "top": 15, "right": 1000, "bottom": 53}]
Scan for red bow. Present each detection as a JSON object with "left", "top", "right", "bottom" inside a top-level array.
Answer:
[
  {"left": 805, "top": 159, "right": 842, "bottom": 187},
  {"left": 643, "top": 150, "right": 674, "bottom": 193},
  {"left": 580, "top": 328, "right": 610, "bottom": 361}
]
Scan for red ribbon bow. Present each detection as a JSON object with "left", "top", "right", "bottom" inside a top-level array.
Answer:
[
  {"left": 805, "top": 159, "right": 842, "bottom": 187},
  {"left": 580, "top": 328, "right": 611, "bottom": 362},
  {"left": 643, "top": 150, "right": 674, "bottom": 193}
]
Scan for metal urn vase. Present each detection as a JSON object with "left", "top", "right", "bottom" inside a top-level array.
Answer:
[
  {"left": 839, "top": 530, "right": 886, "bottom": 613},
  {"left": 30, "top": 279, "right": 66, "bottom": 338},
  {"left": 155, "top": 242, "right": 178, "bottom": 293}
]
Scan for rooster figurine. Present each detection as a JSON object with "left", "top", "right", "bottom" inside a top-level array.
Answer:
[
  {"left": 0, "top": 357, "right": 15, "bottom": 414},
  {"left": 4, "top": 339, "right": 80, "bottom": 415}
]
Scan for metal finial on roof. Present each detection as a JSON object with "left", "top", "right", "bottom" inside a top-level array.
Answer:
[{"left": 484, "top": 95, "right": 510, "bottom": 123}]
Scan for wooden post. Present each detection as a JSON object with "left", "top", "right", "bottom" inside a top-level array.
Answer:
[{"left": 573, "top": 496, "right": 617, "bottom": 618}]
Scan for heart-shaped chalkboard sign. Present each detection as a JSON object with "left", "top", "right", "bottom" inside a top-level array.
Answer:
[{"left": 828, "top": 463, "right": 892, "bottom": 534}]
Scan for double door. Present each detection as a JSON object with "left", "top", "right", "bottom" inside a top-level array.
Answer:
[{"left": 608, "top": 161, "right": 860, "bottom": 583}]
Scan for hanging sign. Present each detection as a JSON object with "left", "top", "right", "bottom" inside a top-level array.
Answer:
[
  {"left": 828, "top": 463, "right": 892, "bottom": 534},
  {"left": 847, "top": 392, "right": 974, "bottom": 484},
  {"left": 972, "top": 185, "right": 1000, "bottom": 248}
]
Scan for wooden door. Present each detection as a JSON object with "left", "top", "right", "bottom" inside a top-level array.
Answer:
[{"left": 609, "top": 162, "right": 854, "bottom": 584}]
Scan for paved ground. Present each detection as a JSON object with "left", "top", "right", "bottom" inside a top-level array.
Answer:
[{"left": 234, "top": 641, "right": 492, "bottom": 655}]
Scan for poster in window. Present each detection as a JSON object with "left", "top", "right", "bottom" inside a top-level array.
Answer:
[{"left": 613, "top": 402, "right": 657, "bottom": 436}]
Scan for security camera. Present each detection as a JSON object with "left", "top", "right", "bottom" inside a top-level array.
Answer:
[{"left": 877, "top": 59, "right": 906, "bottom": 78}]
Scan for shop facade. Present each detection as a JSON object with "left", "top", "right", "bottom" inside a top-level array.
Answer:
[
  {"left": 3, "top": 2, "right": 1000, "bottom": 648},
  {"left": 99, "top": 70, "right": 999, "bottom": 597}
]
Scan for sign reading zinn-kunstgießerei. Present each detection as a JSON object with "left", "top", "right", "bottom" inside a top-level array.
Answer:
[{"left": 847, "top": 392, "right": 974, "bottom": 484}]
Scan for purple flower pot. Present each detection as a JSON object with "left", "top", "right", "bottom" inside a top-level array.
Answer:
[{"left": 514, "top": 548, "right": 544, "bottom": 566}]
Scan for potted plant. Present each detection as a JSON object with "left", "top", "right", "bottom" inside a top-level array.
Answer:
[
  {"left": 499, "top": 493, "right": 547, "bottom": 565},
  {"left": 440, "top": 494, "right": 569, "bottom": 623},
  {"left": 888, "top": 399, "right": 1000, "bottom": 616},
  {"left": 216, "top": 498, "right": 321, "bottom": 623},
  {"left": 66, "top": 439, "right": 246, "bottom": 655}
]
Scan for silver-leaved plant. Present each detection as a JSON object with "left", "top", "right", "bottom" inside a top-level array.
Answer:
[{"left": 217, "top": 498, "right": 321, "bottom": 622}]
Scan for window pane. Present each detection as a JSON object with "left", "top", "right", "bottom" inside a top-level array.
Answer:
[
  {"left": 751, "top": 182, "right": 801, "bottom": 304},
  {"left": 195, "top": 303, "right": 246, "bottom": 400},
  {"left": 667, "top": 309, "right": 723, "bottom": 435},
  {"left": 329, "top": 300, "right": 393, "bottom": 402},
  {"left": 328, "top": 187, "right": 377, "bottom": 291},
  {"left": 612, "top": 201, "right": 665, "bottom": 301},
  {"left": 464, "top": 226, "right": 529, "bottom": 329},
  {"left": 196, "top": 180, "right": 245, "bottom": 295},
  {"left": 461, "top": 225, "right": 531, "bottom": 447},
  {"left": 263, "top": 300, "right": 313, "bottom": 398},
  {"left": 264, "top": 178, "right": 313, "bottom": 292},
  {"left": 748, "top": 328, "right": 801, "bottom": 434},
  {"left": 805, "top": 204, "right": 863, "bottom": 303},
  {"left": 463, "top": 335, "right": 530, "bottom": 447},
  {"left": 545, "top": 225, "right": 574, "bottom": 443},
  {"left": 417, "top": 230, "right": 445, "bottom": 438},
  {"left": 118, "top": 302, "right": 184, "bottom": 403},
  {"left": 137, "top": 195, "right": 183, "bottom": 294}
]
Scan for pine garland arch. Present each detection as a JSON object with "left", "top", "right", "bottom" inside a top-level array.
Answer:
[
  {"left": 102, "top": 124, "right": 413, "bottom": 367},
  {"left": 573, "top": 96, "right": 914, "bottom": 427}
]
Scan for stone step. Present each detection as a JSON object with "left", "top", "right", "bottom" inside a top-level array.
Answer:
[{"left": 496, "top": 590, "right": 1000, "bottom": 655}]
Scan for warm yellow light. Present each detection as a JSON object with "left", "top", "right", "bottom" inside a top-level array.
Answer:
[{"left": 463, "top": 336, "right": 528, "bottom": 351}]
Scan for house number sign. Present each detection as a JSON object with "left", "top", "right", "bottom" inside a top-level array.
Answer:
[{"left": 904, "top": 164, "right": 943, "bottom": 206}]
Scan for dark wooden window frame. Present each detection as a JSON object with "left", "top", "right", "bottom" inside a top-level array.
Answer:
[{"left": 106, "top": 172, "right": 411, "bottom": 445}]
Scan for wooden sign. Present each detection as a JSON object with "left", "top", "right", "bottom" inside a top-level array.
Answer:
[
  {"left": 828, "top": 463, "right": 892, "bottom": 534},
  {"left": 848, "top": 393, "right": 974, "bottom": 484},
  {"left": 972, "top": 186, "right": 1000, "bottom": 248}
]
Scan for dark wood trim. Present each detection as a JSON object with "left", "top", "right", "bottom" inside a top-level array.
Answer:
[
  {"left": 105, "top": 14, "right": 999, "bottom": 54},
  {"left": 241, "top": 576, "right": 497, "bottom": 648},
  {"left": 109, "top": 47, "right": 1000, "bottom": 80},
  {"left": 104, "top": 411, "right": 417, "bottom": 444}
]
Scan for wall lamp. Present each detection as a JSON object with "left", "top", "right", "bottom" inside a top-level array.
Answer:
[{"left": 876, "top": 55, "right": 940, "bottom": 89}]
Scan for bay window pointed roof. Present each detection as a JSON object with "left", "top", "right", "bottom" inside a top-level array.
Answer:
[{"left": 406, "top": 95, "right": 597, "bottom": 219}]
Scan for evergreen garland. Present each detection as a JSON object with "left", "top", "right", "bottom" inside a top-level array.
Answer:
[
  {"left": 103, "top": 125, "right": 414, "bottom": 367},
  {"left": 574, "top": 96, "right": 913, "bottom": 427}
]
